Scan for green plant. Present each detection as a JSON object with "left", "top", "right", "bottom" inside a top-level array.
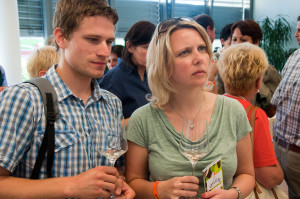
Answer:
[{"left": 259, "top": 15, "right": 297, "bottom": 72}]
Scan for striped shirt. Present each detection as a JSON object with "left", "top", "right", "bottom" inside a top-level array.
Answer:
[
  {"left": 0, "top": 66, "right": 122, "bottom": 178},
  {"left": 271, "top": 49, "right": 300, "bottom": 147}
]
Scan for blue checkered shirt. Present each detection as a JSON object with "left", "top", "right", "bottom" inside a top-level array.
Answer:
[
  {"left": 0, "top": 66, "right": 123, "bottom": 178},
  {"left": 271, "top": 49, "right": 300, "bottom": 147}
]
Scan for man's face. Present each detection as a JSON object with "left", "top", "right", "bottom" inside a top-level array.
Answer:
[
  {"left": 294, "top": 21, "right": 300, "bottom": 45},
  {"left": 60, "top": 16, "right": 115, "bottom": 79},
  {"left": 207, "top": 26, "right": 216, "bottom": 43}
]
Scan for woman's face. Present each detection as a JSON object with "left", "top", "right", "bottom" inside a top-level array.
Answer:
[
  {"left": 128, "top": 43, "right": 149, "bottom": 69},
  {"left": 231, "top": 27, "right": 255, "bottom": 45},
  {"left": 108, "top": 52, "right": 118, "bottom": 69},
  {"left": 169, "top": 28, "right": 210, "bottom": 89}
]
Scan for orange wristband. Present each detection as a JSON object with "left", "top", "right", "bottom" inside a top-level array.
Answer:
[{"left": 153, "top": 181, "right": 161, "bottom": 199}]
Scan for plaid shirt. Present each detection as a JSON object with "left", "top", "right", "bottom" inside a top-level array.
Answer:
[
  {"left": 271, "top": 49, "right": 300, "bottom": 147},
  {"left": 0, "top": 66, "right": 122, "bottom": 178}
]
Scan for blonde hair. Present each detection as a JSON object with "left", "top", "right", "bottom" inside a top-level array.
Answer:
[
  {"left": 27, "top": 46, "right": 60, "bottom": 78},
  {"left": 217, "top": 43, "right": 268, "bottom": 96},
  {"left": 147, "top": 19, "right": 212, "bottom": 109}
]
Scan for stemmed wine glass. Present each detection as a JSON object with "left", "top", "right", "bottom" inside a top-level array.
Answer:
[
  {"left": 179, "top": 119, "right": 209, "bottom": 198},
  {"left": 100, "top": 116, "right": 127, "bottom": 199}
]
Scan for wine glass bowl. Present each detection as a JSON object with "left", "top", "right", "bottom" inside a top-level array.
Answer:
[
  {"left": 179, "top": 119, "right": 209, "bottom": 176},
  {"left": 99, "top": 116, "right": 127, "bottom": 198}
]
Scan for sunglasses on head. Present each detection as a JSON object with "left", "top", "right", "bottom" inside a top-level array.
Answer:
[{"left": 157, "top": 17, "right": 195, "bottom": 35}]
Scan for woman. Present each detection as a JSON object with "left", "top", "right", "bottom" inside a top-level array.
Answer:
[
  {"left": 100, "top": 21, "right": 155, "bottom": 125},
  {"left": 218, "top": 43, "right": 284, "bottom": 189},
  {"left": 126, "top": 18, "right": 255, "bottom": 199},
  {"left": 231, "top": 19, "right": 281, "bottom": 117}
]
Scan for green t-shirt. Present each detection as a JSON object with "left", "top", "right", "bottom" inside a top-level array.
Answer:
[{"left": 126, "top": 95, "right": 251, "bottom": 194}]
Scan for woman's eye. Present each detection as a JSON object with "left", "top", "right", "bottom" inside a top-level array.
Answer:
[
  {"left": 198, "top": 46, "right": 206, "bottom": 52},
  {"left": 179, "top": 50, "right": 189, "bottom": 56}
]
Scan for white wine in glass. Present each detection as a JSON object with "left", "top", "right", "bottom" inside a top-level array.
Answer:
[
  {"left": 179, "top": 119, "right": 209, "bottom": 198},
  {"left": 100, "top": 116, "right": 127, "bottom": 198}
]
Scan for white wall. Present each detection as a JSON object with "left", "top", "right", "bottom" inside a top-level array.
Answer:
[
  {"left": 253, "top": 0, "right": 300, "bottom": 49},
  {"left": 0, "top": 0, "right": 22, "bottom": 86}
]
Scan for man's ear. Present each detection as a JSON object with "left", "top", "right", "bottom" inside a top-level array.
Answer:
[
  {"left": 54, "top": 27, "right": 67, "bottom": 49},
  {"left": 126, "top": 41, "right": 133, "bottom": 53}
]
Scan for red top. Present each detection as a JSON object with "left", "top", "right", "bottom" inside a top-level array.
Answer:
[{"left": 224, "top": 94, "right": 278, "bottom": 168}]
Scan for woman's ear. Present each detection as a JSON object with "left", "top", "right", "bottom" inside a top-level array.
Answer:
[
  {"left": 126, "top": 41, "right": 133, "bottom": 53},
  {"left": 255, "top": 76, "right": 263, "bottom": 90}
]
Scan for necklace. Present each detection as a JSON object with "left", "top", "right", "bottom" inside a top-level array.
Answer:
[{"left": 171, "top": 93, "right": 205, "bottom": 129}]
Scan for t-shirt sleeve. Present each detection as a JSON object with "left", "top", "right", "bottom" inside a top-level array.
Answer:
[
  {"left": 235, "top": 101, "right": 252, "bottom": 141},
  {"left": 253, "top": 108, "right": 278, "bottom": 168},
  {"left": 126, "top": 105, "right": 148, "bottom": 148}
]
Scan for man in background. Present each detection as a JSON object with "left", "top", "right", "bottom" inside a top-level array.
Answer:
[
  {"left": 271, "top": 16, "right": 300, "bottom": 199},
  {"left": 0, "top": 65, "right": 7, "bottom": 92},
  {"left": 193, "top": 14, "right": 216, "bottom": 43}
]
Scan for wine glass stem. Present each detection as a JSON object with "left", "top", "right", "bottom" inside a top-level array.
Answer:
[
  {"left": 191, "top": 162, "right": 196, "bottom": 176},
  {"left": 109, "top": 159, "right": 117, "bottom": 199}
]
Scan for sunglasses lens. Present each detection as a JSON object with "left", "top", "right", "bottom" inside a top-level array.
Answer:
[{"left": 158, "top": 17, "right": 194, "bottom": 35}]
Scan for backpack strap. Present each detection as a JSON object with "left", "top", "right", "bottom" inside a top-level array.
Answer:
[{"left": 25, "top": 77, "right": 59, "bottom": 179}]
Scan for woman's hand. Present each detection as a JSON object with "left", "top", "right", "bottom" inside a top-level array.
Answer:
[
  {"left": 201, "top": 188, "right": 238, "bottom": 199},
  {"left": 158, "top": 176, "right": 199, "bottom": 199}
]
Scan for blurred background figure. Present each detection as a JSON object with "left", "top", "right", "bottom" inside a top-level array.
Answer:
[
  {"left": 193, "top": 14, "right": 216, "bottom": 43},
  {"left": 214, "top": 23, "right": 233, "bottom": 94},
  {"left": 100, "top": 21, "right": 155, "bottom": 126},
  {"left": 108, "top": 45, "right": 124, "bottom": 69},
  {"left": 0, "top": 65, "right": 8, "bottom": 92},
  {"left": 45, "top": 34, "right": 56, "bottom": 46},
  {"left": 230, "top": 19, "right": 281, "bottom": 117},
  {"left": 26, "top": 46, "right": 59, "bottom": 78}
]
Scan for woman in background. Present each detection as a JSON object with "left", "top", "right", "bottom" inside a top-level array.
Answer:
[
  {"left": 218, "top": 43, "right": 284, "bottom": 190},
  {"left": 100, "top": 21, "right": 155, "bottom": 125},
  {"left": 230, "top": 19, "right": 281, "bottom": 117}
]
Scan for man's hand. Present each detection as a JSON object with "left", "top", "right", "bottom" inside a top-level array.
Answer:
[{"left": 65, "top": 166, "right": 120, "bottom": 199}]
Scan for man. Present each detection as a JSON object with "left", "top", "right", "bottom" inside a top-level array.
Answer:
[
  {"left": 0, "top": 0, "right": 135, "bottom": 198},
  {"left": 295, "top": 16, "right": 300, "bottom": 45},
  {"left": 193, "top": 14, "right": 218, "bottom": 93},
  {"left": 193, "top": 14, "right": 216, "bottom": 43},
  {"left": 0, "top": 65, "right": 7, "bottom": 92},
  {"left": 271, "top": 16, "right": 300, "bottom": 199}
]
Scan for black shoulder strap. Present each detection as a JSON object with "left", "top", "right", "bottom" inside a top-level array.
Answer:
[{"left": 25, "top": 77, "right": 59, "bottom": 179}]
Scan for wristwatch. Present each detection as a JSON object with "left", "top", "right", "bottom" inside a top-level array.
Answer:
[{"left": 230, "top": 186, "right": 242, "bottom": 199}]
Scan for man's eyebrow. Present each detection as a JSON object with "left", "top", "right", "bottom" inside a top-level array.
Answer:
[{"left": 84, "top": 34, "right": 115, "bottom": 40}]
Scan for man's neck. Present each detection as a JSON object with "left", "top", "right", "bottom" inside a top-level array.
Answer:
[{"left": 56, "top": 64, "right": 92, "bottom": 105}]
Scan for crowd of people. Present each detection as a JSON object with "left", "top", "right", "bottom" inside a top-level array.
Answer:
[{"left": 0, "top": 0, "right": 299, "bottom": 198}]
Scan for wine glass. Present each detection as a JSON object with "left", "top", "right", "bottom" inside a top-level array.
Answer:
[
  {"left": 179, "top": 118, "right": 209, "bottom": 180},
  {"left": 100, "top": 116, "right": 127, "bottom": 198}
]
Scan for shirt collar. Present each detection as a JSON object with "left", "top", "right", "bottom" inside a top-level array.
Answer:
[{"left": 45, "top": 65, "right": 107, "bottom": 103}]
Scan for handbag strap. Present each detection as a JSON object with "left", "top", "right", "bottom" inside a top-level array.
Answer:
[{"left": 246, "top": 105, "right": 278, "bottom": 199}]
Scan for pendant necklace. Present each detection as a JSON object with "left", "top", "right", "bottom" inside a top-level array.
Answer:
[{"left": 171, "top": 93, "right": 205, "bottom": 129}]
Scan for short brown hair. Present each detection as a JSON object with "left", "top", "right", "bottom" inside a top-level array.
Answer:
[
  {"left": 53, "top": 0, "right": 118, "bottom": 49},
  {"left": 218, "top": 43, "right": 268, "bottom": 96}
]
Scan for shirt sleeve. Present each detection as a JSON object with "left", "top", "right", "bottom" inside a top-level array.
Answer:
[
  {"left": 126, "top": 105, "right": 148, "bottom": 148},
  {"left": 0, "top": 85, "right": 37, "bottom": 171}
]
